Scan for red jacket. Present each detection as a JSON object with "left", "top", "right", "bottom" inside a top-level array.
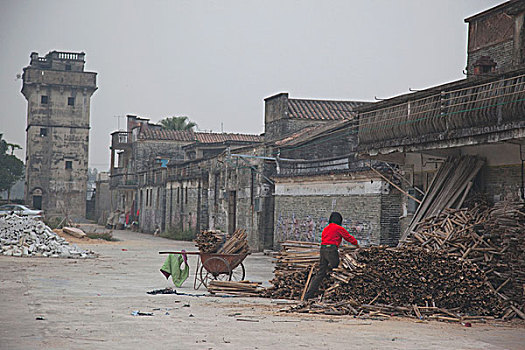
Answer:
[{"left": 321, "top": 223, "right": 358, "bottom": 247}]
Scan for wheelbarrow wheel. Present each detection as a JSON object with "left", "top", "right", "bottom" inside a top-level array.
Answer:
[
  {"left": 230, "top": 262, "right": 246, "bottom": 282},
  {"left": 199, "top": 256, "right": 232, "bottom": 288}
]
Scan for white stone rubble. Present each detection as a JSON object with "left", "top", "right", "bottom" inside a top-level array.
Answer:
[{"left": 0, "top": 214, "right": 96, "bottom": 258}]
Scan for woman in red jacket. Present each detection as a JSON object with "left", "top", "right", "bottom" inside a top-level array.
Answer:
[{"left": 304, "top": 212, "right": 359, "bottom": 300}]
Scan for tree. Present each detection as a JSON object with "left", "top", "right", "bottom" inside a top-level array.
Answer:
[
  {"left": 0, "top": 134, "right": 24, "bottom": 201},
  {"left": 159, "top": 116, "right": 197, "bottom": 131}
]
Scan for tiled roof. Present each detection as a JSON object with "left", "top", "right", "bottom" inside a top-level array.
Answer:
[
  {"left": 287, "top": 99, "right": 367, "bottom": 120},
  {"left": 138, "top": 129, "right": 262, "bottom": 144},
  {"left": 196, "top": 133, "right": 263, "bottom": 144},
  {"left": 138, "top": 129, "right": 195, "bottom": 141}
]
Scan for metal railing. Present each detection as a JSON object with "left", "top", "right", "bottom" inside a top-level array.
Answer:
[{"left": 358, "top": 72, "right": 525, "bottom": 145}]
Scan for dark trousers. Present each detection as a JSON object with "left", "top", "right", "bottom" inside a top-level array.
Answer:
[{"left": 304, "top": 245, "right": 339, "bottom": 300}]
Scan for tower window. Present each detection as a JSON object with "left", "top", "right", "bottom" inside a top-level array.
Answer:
[
  {"left": 41, "top": 95, "right": 48, "bottom": 104},
  {"left": 65, "top": 161, "right": 73, "bottom": 170},
  {"left": 68, "top": 97, "right": 75, "bottom": 106},
  {"left": 40, "top": 128, "right": 48, "bottom": 137},
  {"left": 65, "top": 64, "right": 71, "bottom": 71}
]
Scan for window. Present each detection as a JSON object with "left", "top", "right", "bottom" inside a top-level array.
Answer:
[
  {"left": 185, "top": 187, "right": 188, "bottom": 204},
  {"left": 65, "top": 161, "right": 72, "bottom": 170},
  {"left": 177, "top": 188, "right": 180, "bottom": 204},
  {"left": 65, "top": 64, "right": 71, "bottom": 71},
  {"left": 40, "top": 128, "right": 47, "bottom": 137},
  {"left": 41, "top": 95, "right": 48, "bottom": 104},
  {"left": 68, "top": 97, "right": 75, "bottom": 106}
]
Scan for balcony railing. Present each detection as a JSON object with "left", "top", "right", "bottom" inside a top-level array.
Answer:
[
  {"left": 358, "top": 72, "right": 525, "bottom": 147},
  {"left": 277, "top": 157, "right": 380, "bottom": 177}
]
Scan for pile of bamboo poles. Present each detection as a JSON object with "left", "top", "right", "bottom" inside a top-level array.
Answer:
[
  {"left": 207, "top": 280, "right": 263, "bottom": 296},
  {"left": 401, "top": 156, "right": 484, "bottom": 242}
]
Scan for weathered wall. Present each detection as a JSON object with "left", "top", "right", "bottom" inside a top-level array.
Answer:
[
  {"left": 380, "top": 189, "right": 402, "bottom": 246},
  {"left": 279, "top": 127, "right": 357, "bottom": 160},
  {"left": 139, "top": 185, "right": 165, "bottom": 233},
  {"left": 266, "top": 118, "right": 329, "bottom": 143},
  {"left": 132, "top": 140, "right": 190, "bottom": 173},
  {"left": 467, "top": 40, "right": 514, "bottom": 74},
  {"left": 466, "top": 5, "right": 524, "bottom": 74},
  {"left": 165, "top": 178, "right": 201, "bottom": 234},
  {"left": 94, "top": 180, "right": 111, "bottom": 225},
  {"left": 482, "top": 164, "right": 523, "bottom": 202},
  {"left": 207, "top": 157, "right": 268, "bottom": 251},
  {"left": 273, "top": 177, "right": 393, "bottom": 248}
]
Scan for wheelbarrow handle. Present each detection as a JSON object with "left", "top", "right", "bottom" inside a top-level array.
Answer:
[{"left": 159, "top": 251, "right": 201, "bottom": 255}]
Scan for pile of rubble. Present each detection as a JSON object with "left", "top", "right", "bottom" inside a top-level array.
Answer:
[{"left": 0, "top": 214, "right": 96, "bottom": 258}]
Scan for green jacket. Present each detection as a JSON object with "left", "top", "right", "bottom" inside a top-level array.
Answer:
[{"left": 160, "top": 254, "right": 189, "bottom": 287}]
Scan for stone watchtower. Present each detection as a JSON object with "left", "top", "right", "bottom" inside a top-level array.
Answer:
[{"left": 21, "top": 51, "right": 97, "bottom": 219}]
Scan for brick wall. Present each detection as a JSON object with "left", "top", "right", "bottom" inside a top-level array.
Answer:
[
  {"left": 380, "top": 189, "right": 402, "bottom": 246},
  {"left": 482, "top": 164, "right": 523, "bottom": 202},
  {"left": 273, "top": 194, "right": 382, "bottom": 248},
  {"left": 467, "top": 40, "right": 514, "bottom": 74},
  {"left": 279, "top": 127, "right": 357, "bottom": 160},
  {"left": 266, "top": 119, "right": 331, "bottom": 142},
  {"left": 133, "top": 140, "right": 190, "bottom": 173}
]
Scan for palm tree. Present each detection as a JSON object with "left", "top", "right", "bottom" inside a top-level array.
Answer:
[{"left": 159, "top": 116, "right": 197, "bottom": 131}]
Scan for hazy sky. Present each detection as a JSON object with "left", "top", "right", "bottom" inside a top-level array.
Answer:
[{"left": 0, "top": 0, "right": 501, "bottom": 170}]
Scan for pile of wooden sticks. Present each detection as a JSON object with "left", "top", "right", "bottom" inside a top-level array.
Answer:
[
  {"left": 207, "top": 280, "right": 263, "bottom": 296},
  {"left": 195, "top": 229, "right": 250, "bottom": 255},
  {"left": 403, "top": 199, "right": 525, "bottom": 320}
]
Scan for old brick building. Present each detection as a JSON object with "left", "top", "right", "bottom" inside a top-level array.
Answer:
[{"left": 21, "top": 51, "right": 97, "bottom": 219}]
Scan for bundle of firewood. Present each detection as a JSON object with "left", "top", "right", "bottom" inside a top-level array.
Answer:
[
  {"left": 195, "top": 230, "right": 226, "bottom": 253},
  {"left": 217, "top": 229, "right": 250, "bottom": 255},
  {"left": 207, "top": 280, "right": 263, "bottom": 296},
  {"left": 403, "top": 199, "right": 525, "bottom": 320}
]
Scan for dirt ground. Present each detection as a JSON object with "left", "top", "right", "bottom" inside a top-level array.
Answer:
[{"left": 1, "top": 229, "right": 524, "bottom": 350}]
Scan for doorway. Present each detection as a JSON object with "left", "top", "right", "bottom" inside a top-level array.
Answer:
[
  {"left": 32, "top": 195, "right": 42, "bottom": 210},
  {"left": 228, "top": 190, "right": 236, "bottom": 233}
]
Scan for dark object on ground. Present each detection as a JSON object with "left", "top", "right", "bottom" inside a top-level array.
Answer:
[{"left": 147, "top": 288, "right": 178, "bottom": 295}]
